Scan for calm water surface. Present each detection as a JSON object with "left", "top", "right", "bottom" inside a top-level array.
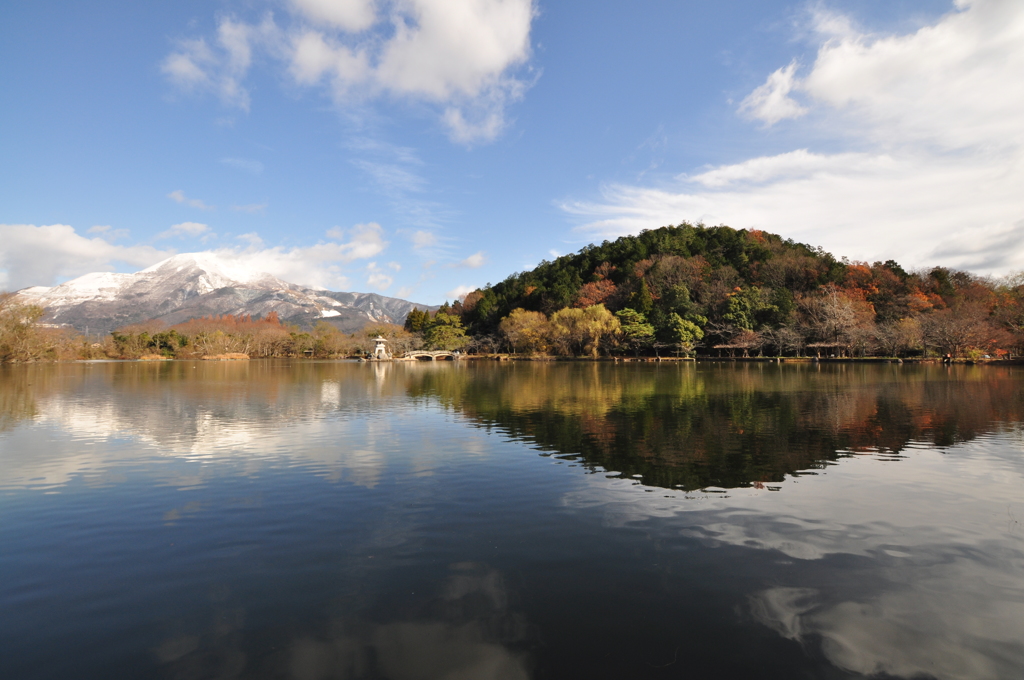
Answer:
[{"left": 2, "top": 361, "right": 1023, "bottom": 679}]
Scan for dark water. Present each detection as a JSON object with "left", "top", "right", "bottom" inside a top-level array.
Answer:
[{"left": 2, "top": 361, "right": 1023, "bottom": 680}]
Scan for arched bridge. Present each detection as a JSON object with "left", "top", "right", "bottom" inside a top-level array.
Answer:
[{"left": 405, "top": 350, "right": 459, "bottom": 361}]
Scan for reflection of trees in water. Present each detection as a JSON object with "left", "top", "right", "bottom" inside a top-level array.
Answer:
[
  {"left": 0, "top": 366, "right": 42, "bottom": 431},
  {"left": 5, "top": 361, "right": 1024, "bottom": 492},
  {"left": 406, "top": 363, "right": 1024, "bottom": 491}
]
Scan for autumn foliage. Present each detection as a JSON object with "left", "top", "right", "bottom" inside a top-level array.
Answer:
[{"left": 452, "top": 224, "right": 1024, "bottom": 358}]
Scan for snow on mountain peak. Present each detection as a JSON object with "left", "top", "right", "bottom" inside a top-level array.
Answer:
[
  {"left": 12, "top": 251, "right": 433, "bottom": 334},
  {"left": 141, "top": 252, "right": 278, "bottom": 287},
  {"left": 19, "top": 271, "right": 137, "bottom": 303}
]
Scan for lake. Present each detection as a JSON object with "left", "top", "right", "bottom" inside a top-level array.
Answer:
[{"left": 2, "top": 360, "right": 1023, "bottom": 679}]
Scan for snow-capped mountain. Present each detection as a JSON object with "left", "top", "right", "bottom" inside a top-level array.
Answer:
[{"left": 15, "top": 253, "right": 437, "bottom": 334}]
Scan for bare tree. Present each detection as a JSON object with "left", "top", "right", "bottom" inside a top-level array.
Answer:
[
  {"left": 799, "top": 285, "right": 874, "bottom": 356},
  {"left": 920, "top": 302, "right": 993, "bottom": 357},
  {"left": 874, "top": 318, "right": 922, "bottom": 357},
  {"left": 848, "top": 323, "right": 879, "bottom": 357},
  {"left": 768, "top": 325, "right": 806, "bottom": 357}
]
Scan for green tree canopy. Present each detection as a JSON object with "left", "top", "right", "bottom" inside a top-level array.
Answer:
[
  {"left": 423, "top": 312, "right": 468, "bottom": 351},
  {"left": 615, "top": 308, "right": 655, "bottom": 356}
]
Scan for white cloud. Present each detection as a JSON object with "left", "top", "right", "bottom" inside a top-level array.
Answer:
[
  {"left": 454, "top": 251, "right": 486, "bottom": 268},
  {"left": 289, "top": 0, "right": 377, "bottom": 32},
  {"left": 231, "top": 203, "right": 268, "bottom": 214},
  {"left": 87, "top": 225, "right": 130, "bottom": 240},
  {"left": 220, "top": 157, "right": 264, "bottom": 174},
  {"left": 323, "top": 222, "right": 389, "bottom": 261},
  {"left": 442, "top": 102, "right": 508, "bottom": 145},
  {"left": 684, "top": 149, "right": 886, "bottom": 188},
  {"left": 0, "top": 224, "right": 173, "bottom": 290},
  {"left": 365, "top": 262, "right": 393, "bottom": 290},
  {"left": 237, "top": 232, "right": 264, "bottom": 248},
  {"left": 157, "top": 222, "right": 211, "bottom": 240},
  {"left": 351, "top": 159, "right": 426, "bottom": 194},
  {"left": 161, "top": 17, "right": 275, "bottom": 111},
  {"left": 752, "top": 577, "right": 1024, "bottom": 680},
  {"left": 161, "top": 40, "right": 213, "bottom": 88},
  {"left": 375, "top": 0, "right": 531, "bottom": 99},
  {"left": 445, "top": 284, "right": 476, "bottom": 301},
  {"left": 568, "top": 0, "right": 1024, "bottom": 275},
  {"left": 347, "top": 141, "right": 455, "bottom": 230},
  {"left": 738, "top": 61, "right": 807, "bottom": 125},
  {"left": 157, "top": 224, "right": 386, "bottom": 289},
  {"left": 167, "top": 190, "right": 214, "bottom": 210},
  {"left": 1, "top": 222, "right": 389, "bottom": 292},
  {"left": 806, "top": 5, "right": 860, "bottom": 41},
  {"left": 802, "top": 0, "right": 1024, "bottom": 151},
  {"left": 411, "top": 230, "right": 437, "bottom": 249},
  {"left": 163, "top": 0, "right": 536, "bottom": 143},
  {"left": 288, "top": 29, "right": 370, "bottom": 88}
]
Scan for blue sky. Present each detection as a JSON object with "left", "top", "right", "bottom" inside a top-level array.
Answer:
[{"left": 2, "top": 0, "right": 1021, "bottom": 304}]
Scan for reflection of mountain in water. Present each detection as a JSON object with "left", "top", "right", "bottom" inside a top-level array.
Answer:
[
  {"left": 0, "top": 361, "right": 448, "bottom": 490},
  {"left": 404, "top": 362, "right": 1024, "bottom": 491}
]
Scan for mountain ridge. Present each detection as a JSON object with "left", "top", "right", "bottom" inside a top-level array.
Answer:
[{"left": 15, "top": 253, "right": 437, "bottom": 334}]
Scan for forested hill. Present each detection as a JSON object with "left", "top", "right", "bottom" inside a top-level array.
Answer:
[
  {"left": 464, "top": 225, "right": 845, "bottom": 324},
  {"left": 451, "top": 223, "right": 1022, "bottom": 357}
]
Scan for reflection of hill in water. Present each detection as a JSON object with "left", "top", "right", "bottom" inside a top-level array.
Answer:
[
  {"left": 4, "top": 361, "right": 1024, "bottom": 493},
  {"left": 404, "top": 363, "right": 1024, "bottom": 491}
]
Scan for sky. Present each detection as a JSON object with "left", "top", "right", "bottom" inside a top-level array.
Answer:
[{"left": 2, "top": 0, "right": 1022, "bottom": 304}]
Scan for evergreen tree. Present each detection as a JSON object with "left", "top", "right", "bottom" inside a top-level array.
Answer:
[
  {"left": 666, "top": 312, "right": 704, "bottom": 356},
  {"left": 630, "top": 278, "right": 654, "bottom": 316},
  {"left": 423, "top": 312, "right": 468, "bottom": 350},
  {"left": 404, "top": 308, "right": 428, "bottom": 333},
  {"left": 615, "top": 308, "right": 655, "bottom": 357}
]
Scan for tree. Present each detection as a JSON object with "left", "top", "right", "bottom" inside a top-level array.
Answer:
[
  {"left": 764, "top": 325, "right": 805, "bottom": 357},
  {"left": 582, "top": 304, "right": 620, "bottom": 356},
  {"left": 575, "top": 279, "right": 617, "bottom": 308},
  {"left": 549, "top": 304, "right": 619, "bottom": 356},
  {"left": 722, "top": 286, "right": 779, "bottom": 331},
  {"left": 404, "top": 308, "right": 429, "bottom": 333},
  {"left": 665, "top": 312, "right": 703, "bottom": 356},
  {"left": 549, "top": 307, "right": 587, "bottom": 355},
  {"left": 799, "top": 284, "right": 873, "bottom": 354},
  {"left": 874, "top": 318, "right": 922, "bottom": 357},
  {"left": 110, "top": 321, "right": 169, "bottom": 358},
  {"left": 629, "top": 278, "right": 654, "bottom": 316},
  {"left": 0, "top": 294, "right": 50, "bottom": 362},
  {"left": 499, "top": 308, "right": 549, "bottom": 354},
  {"left": 920, "top": 302, "right": 993, "bottom": 357},
  {"left": 615, "top": 308, "right": 655, "bottom": 357},
  {"left": 423, "top": 312, "right": 468, "bottom": 351}
]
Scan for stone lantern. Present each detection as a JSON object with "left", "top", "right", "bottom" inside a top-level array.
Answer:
[{"left": 372, "top": 335, "right": 392, "bottom": 360}]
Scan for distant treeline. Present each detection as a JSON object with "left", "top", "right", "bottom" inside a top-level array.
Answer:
[
  {"left": 0, "top": 301, "right": 424, "bottom": 362},
  {"left": 4, "top": 224, "right": 1024, "bottom": 362}
]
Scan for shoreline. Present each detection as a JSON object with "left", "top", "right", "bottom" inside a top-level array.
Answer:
[{"left": 6, "top": 354, "right": 1022, "bottom": 366}]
